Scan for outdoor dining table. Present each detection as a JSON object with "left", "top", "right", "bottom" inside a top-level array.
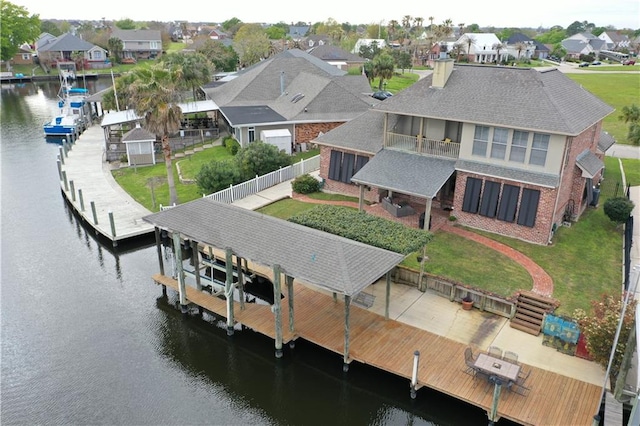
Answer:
[{"left": 473, "top": 353, "right": 521, "bottom": 385}]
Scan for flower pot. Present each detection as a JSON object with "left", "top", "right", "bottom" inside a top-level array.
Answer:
[{"left": 462, "top": 299, "right": 473, "bottom": 310}]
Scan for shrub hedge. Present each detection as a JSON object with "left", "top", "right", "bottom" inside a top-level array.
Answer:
[
  {"left": 289, "top": 204, "right": 432, "bottom": 254},
  {"left": 291, "top": 174, "right": 321, "bottom": 194}
]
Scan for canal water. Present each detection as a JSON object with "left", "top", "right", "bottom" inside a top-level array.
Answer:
[{"left": 1, "top": 78, "right": 510, "bottom": 425}]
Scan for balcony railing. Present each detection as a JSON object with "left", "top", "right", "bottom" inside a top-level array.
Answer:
[{"left": 385, "top": 132, "right": 460, "bottom": 159}]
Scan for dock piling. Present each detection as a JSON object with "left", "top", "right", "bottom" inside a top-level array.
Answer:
[
  {"left": 225, "top": 248, "right": 235, "bottom": 336},
  {"left": 78, "top": 189, "right": 85, "bottom": 211},
  {"left": 62, "top": 171, "right": 68, "bottom": 191},
  {"left": 108, "top": 211, "right": 116, "bottom": 237},
  {"left": 57, "top": 159, "right": 62, "bottom": 179},
  {"left": 410, "top": 350, "right": 420, "bottom": 399},
  {"left": 70, "top": 180, "right": 76, "bottom": 202},
  {"left": 90, "top": 201, "right": 98, "bottom": 225},
  {"left": 59, "top": 148, "right": 65, "bottom": 165}
]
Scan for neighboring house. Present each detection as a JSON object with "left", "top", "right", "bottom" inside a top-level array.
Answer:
[
  {"left": 13, "top": 45, "right": 34, "bottom": 65},
  {"left": 312, "top": 60, "right": 614, "bottom": 245},
  {"left": 201, "top": 49, "right": 375, "bottom": 151},
  {"left": 598, "top": 31, "right": 630, "bottom": 50},
  {"left": 36, "top": 32, "right": 107, "bottom": 69},
  {"left": 288, "top": 26, "right": 310, "bottom": 41},
  {"left": 454, "top": 33, "right": 504, "bottom": 63},
  {"left": 110, "top": 29, "right": 162, "bottom": 60},
  {"left": 533, "top": 41, "right": 550, "bottom": 59},
  {"left": 306, "top": 35, "right": 330, "bottom": 48},
  {"left": 561, "top": 32, "right": 606, "bottom": 59},
  {"left": 505, "top": 33, "right": 537, "bottom": 60},
  {"left": 306, "top": 45, "right": 367, "bottom": 71},
  {"left": 352, "top": 38, "right": 387, "bottom": 54},
  {"left": 208, "top": 28, "right": 227, "bottom": 40}
]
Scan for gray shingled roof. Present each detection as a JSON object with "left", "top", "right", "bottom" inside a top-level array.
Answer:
[
  {"left": 37, "top": 32, "right": 94, "bottom": 52},
  {"left": 110, "top": 29, "right": 161, "bottom": 42},
  {"left": 351, "top": 149, "right": 456, "bottom": 198},
  {"left": 598, "top": 130, "right": 616, "bottom": 152},
  {"left": 202, "top": 49, "right": 372, "bottom": 123},
  {"left": 142, "top": 199, "right": 404, "bottom": 295},
  {"left": 219, "top": 105, "right": 287, "bottom": 126},
  {"left": 122, "top": 126, "right": 156, "bottom": 142},
  {"left": 576, "top": 150, "right": 604, "bottom": 178},
  {"left": 374, "top": 65, "right": 614, "bottom": 136},
  {"left": 306, "top": 45, "right": 366, "bottom": 63},
  {"left": 313, "top": 110, "right": 385, "bottom": 154},
  {"left": 456, "top": 159, "right": 559, "bottom": 187}
]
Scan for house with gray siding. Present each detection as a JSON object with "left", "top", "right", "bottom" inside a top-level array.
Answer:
[
  {"left": 110, "top": 29, "right": 162, "bottom": 60},
  {"left": 202, "top": 49, "right": 375, "bottom": 151},
  {"left": 313, "top": 60, "right": 615, "bottom": 245}
]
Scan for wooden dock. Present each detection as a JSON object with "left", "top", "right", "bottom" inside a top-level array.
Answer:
[
  {"left": 153, "top": 273, "right": 602, "bottom": 425},
  {"left": 58, "top": 125, "right": 155, "bottom": 244}
]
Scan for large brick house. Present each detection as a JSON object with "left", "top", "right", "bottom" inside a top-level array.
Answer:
[
  {"left": 313, "top": 60, "right": 615, "bottom": 245},
  {"left": 202, "top": 49, "right": 375, "bottom": 151}
]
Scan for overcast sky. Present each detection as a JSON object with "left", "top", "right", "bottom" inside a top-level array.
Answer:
[{"left": 14, "top": 0, "right": 640, "bottom": 30}]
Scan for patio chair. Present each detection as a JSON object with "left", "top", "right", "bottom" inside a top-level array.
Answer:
[
  {"left": 517, "top": 368, "right": 531, "bottom": 383},
  {"left": 488, "top": 346, "right": 502, "bottom": 358},
  {"left": 463, "top": 347, "right": 478, "bottom": 377},
  {"left": 503, "top": 351, "right": 519, "bottom": 364}
]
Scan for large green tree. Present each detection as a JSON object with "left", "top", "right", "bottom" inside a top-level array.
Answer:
[
  {"left": 126, "top": 65, "right": 186, "bottom": 205},
  {"left": 161, "top": 52, "right": 212, "bottom": 100},
  {"left": 233, "top": 23, "right": 270, "bottom": 67},
  {"left": 372, "top": 52, "right": 395, "bottom": 89},
  {"left": 619, "top": 104, "right": 640, "bottom": 145},
  {"left": 41, "top": 20, "right": 61, "bottom": 37},
  {"left": 197, "top": 39, "right": 239, "bottom": 72},
  {"left": 0, "top": 1, "right": 40, "bottom": 62},
  {"left": 235, "top": 141, "right": 292, "bottom": 180}
]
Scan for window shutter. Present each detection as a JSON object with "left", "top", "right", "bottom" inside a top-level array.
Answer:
[
  {"left": 328, "top": 150, "right": 342, "bottom": 181},
  {"left": 354, "top": 155, "right": 369, "bottom": 173},
  {"left": 462, "top": 177, "right": 482, "bottom": 214},
  {"left": 517, "top": 188, "right": 540, "bottom": 227},
  {"left": 341, "top": 153, "right": 355, "bottom": 183},
  {"left": 479, "top": 181, "right": 501, "bottom": 218},
  {"left": 497, "top": 185, "right": 520, "bottom": 222}
]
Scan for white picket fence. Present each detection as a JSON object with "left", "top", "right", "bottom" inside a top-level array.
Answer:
[{"left": 203, "top": 155, "right": 320, "bottom": 204}]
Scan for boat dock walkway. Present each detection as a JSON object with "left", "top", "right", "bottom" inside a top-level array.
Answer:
[
  {"left": 58, "top": 125, "right": 154, "bottom": 244},
  {"left": 153, "top": 273, "right": 602, "bottom": 426}
]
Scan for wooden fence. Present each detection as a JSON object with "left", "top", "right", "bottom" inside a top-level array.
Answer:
[
  {"left": 394, "top": 266, "right": 516, "bottom": 318},
  {"left": 203, "top": 155, "right": 320, "bottom": 204}
]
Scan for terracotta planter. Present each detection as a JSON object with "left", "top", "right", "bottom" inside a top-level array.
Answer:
[{"left": 462, "top": 300, "right": 473, "bottom": 310}]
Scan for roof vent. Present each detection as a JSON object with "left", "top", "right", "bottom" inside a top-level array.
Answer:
[{"left": 291, "top": 93, "right": 305, "bottom": 103}]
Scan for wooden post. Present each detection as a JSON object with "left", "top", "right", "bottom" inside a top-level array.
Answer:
[
  {"left": 343, "top": 294, "right": 351, "bottom": 372},
  {"left": 418, "top": 245, "right": 427, "bottom": 292},
  {"left": 358, "top": 185, "right": 365, "bottom": 211},
  {"left": 287, "top": 275, "right": 294, "bottom": 334},
  {"left": 273, "top": 264, "right": 283, "bottom": 358},
  {"left": 78, "top": 189, "right": 85, "bottom": 212},
  {"left": 385, "top": 270, "right": 391, "bottom": 319},
  {"left": 108, "top": 211, "right": 116, "bottom": 237},
  {"left": 172, "top": 232, "right": 187, "bottom": 309},
  {"left": 192, "top": 240, "right": 201, "bottom": 291},
  {"left": 488, "top": 378, "right": 502, "bottom": 425},
  {"left": 423, "top": 198, "right": 432, "bottom": 231},
  {"left": 57, "top": 158, "right": 62, "bottom": 179},
  {"left": 70, "top": 180, "right": 76, "bottom": 202},
  {"left": 225, "top": 248, "right": 235, "bottom": 336},
  {"left": 154, "top": 228, "right": 165, "bottom": 276},
  {"left": 90, "top": 201, "right": 98, "bottom": 225},
  {"left": 59, "top": 147, "right": 65, "bottom": 165},
  {"left": 62, "top": 171, "right": 68, "bottom": 191},
  {"left": 237, "top": 257, "right": 245, "bottom": 310},
  {"left": 410, "top": 350, "right": 420, "bottom": 399}
]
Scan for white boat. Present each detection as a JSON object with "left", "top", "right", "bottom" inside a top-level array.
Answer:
[{"left": 43, "top": 73, "right": 89, "bottom": 139}]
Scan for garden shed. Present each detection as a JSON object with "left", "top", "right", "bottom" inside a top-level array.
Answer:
[
  {"left": 122, "top": 124, "right": 157, "bottom": 166},
  {"left": 260, "top": 129, "right": 292, "bottom": 155}
]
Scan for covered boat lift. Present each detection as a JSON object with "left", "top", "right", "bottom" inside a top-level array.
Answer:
[{"left": 142, "top": 198, "right": 404, "bottom": 367}]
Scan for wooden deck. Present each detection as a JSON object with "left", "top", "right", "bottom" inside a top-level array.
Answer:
[
  {"left": 153, "top": 273, "right": 601, "bottom": 425},
  {"left": 58, "top": 125, "right": 155, "bottom": 244}
]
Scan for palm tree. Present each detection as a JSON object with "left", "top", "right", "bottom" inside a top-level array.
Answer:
[
  {"left": 458, "top": 23, "right": 465, "bottom": 36},
  {"left": 161, "top": 52, "right": 212, "bottom": 101},
  {"left": 108, "top": 37, "right": 123, "bottom": 63},
  {"left": 373, "top": 52, "right": 395, "bottom": 90},
  {"left": 428, "top": 16, "right": 435, "bottom": 29},
  {"left": 464, "top": 34, "right": 476, "bottom": 61},
  {"left": 402, "top": 15, "right": 412, "bottom": 30},
  {"left": 126, "top": 64, "right": 185, "bottom": 205},
  {"left": 387, "top": 20, "right": 398, "bottom": 41},
  {"left": 492, "top": 42, "right": 505, "bottom": 63},
  {"left": 515, "top": 42, "right": 527, "bottom": 60}
]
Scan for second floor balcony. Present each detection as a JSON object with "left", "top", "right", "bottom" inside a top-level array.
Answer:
[{"left": 385, "top": 132, "right": 460, "bottom": 159}]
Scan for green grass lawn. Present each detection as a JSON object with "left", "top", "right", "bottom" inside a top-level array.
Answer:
[
  {"left": 622, "top": 158, "right": 640, "bottom": 186},
  {"left": 584, "top": 65, "right": 640, "bottom": 72},
  {"left": 175, "top": 145, "right": 233, "bottom": 178},
  {"left": 565, "top": 73, "right": 640, "bottom": 144},
  {"left": 371, "top": 71, "right": 419, "bottom": 93}
]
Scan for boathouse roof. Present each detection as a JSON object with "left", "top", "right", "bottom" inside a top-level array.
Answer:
[{"left": 143, "top": 199, "right": 405, "bottom": 296}]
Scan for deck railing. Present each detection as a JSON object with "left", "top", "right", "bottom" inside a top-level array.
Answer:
[
  {"left": 203, "top": 155, "right": 320, "bottom": 204},
  {"left": 385, "top": 132, "right": 460, "bottom": 159}
]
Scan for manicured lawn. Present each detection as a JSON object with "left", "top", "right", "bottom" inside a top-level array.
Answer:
[
  {"left": 565, "top": 73, "right": 640, "bottom": 144},
  {"left": 256, "top": 198, "right": 318, "bottom": 219},
  {"left": 371, "top": 71, "right": 419, "bottom": 93},
  {"left": 175, "top": 145, "right": 234, "bottom": 179},
  {"left": 622, "top": 158, "right": 640, "bottom": 186}
]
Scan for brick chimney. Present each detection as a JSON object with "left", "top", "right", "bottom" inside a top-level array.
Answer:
[{"left": 432, "top": 57, "right": 454, "bottom": 89}]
